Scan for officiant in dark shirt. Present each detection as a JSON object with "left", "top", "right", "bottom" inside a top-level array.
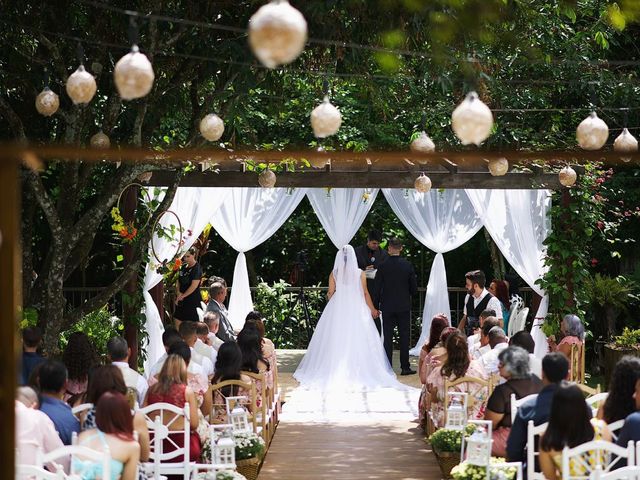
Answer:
[{"left": 354, "top": 229, "right": 389, "bottom": 333}]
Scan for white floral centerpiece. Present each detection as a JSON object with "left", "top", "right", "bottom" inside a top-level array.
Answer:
[
  {"left": 451, "top": 457, "right": 517, "bottom": 480},
  {"left": 193, "top": 471, "right": 247, "bottom": 480}
]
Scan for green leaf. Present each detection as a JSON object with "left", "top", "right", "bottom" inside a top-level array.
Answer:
[{"left": 116, "top": 254, "right": 124, "bottom": 262}]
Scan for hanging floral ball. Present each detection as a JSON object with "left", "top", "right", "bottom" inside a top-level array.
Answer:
[
  {"left": 311, "top": 96, "right": 341, "bottom": 138},
  {"left": 248, "top": 0, "right": 308, "bottom": 69},
  {"left": 114, "top": 46, "right": 155, "bottom": 100},
  {"left": 35, "top": 87, "right": 59, "bottom": 116},
  {"left": 137, "top": 171, "right": 153, "bottom": 183},
  {"left": 576, "top": 112, "right": 609, "bottom": 150},
  {"left": 258, "top": 169, "right": 277, "bottom": 188},
  {"left": 451, "top": 91, "right": 494, "bottom": 146},
  {"left": 199, "top": 114, "right": 225, "bottom": 141},
  {"left": 414, "top": 174, "right": 432, "bottom": 193},
  {"left": 558, "top": 166, "right": 577, "bottom": 187},
  {"left": 90, "top": 131, "right": 111, "bottom": 149},
  {"left": 614, "top": 128, "right": 638, "bottom": 163},
  {"left": 66, "top": 65, "right": 97, "bottom": 105},
  {"left": 410, "top": 131, "right": 435, "bottom": 164},
  {"left": 488, "top": 157, "right": 509, "bottom": 176}
]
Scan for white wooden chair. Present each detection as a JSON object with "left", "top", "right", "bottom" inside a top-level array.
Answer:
[
  {"left": 41, "top": 444, "right": 112, "bottom": 480},
  {"left": 590, "top": 465, "right": 640, "bottom": 480},
  {"left": 509, "top": 307, "right": 529, "bottom": 337},
  {"left": 15, "top": 464, "right": 67, "bottom": 480},
  {"left": 526, "top": 420, "right": 548, "bottom": 480},
  {"left": 71, "top": 402, "right": 93, "bottom": 417},
  {"left": 586, "top": 393, "right": 609, "bottom": 415},
  {"left": 511, "top": 393, "right": 538, "bottom": 423},
  {"left": 562, "top": 440, "right": 635, "bottom": 480},
  {"left": 609, "top": 420, "right": 626, "bottom": 442},
  {"left": 139, "top": 402, "right": 195, "bottom": 480}
]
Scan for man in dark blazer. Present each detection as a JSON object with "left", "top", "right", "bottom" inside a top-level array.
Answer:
[
  {"left": 206, "top": 280, "right": 236, "bottom": 342},
  {"left": 373, "top": 237, "right": 418, "bottom": 375}
]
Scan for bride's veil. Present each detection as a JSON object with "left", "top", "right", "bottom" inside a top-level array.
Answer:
[{"left": 332, "top": 245, "right": 361, "bottom": 286}]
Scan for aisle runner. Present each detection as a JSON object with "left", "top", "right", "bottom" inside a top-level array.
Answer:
[{"left": 281, "top": 386, "right": 420, "bottom": 422}]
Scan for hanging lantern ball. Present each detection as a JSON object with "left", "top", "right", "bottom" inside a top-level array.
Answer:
[
  {"left": 488, "top": 157, "right": 509, "bottom": 176},
  {"left": 248, "top": 0, "right": 308, "bottom": 69},
  {"left": 414, "top": 174, "right": 432, "bottom": 193},
  {"left": 310, "top": 146, "right": 329, "bottom": 168},
  {"left": 35, "top": 87, "right": 60, "bottom": 117},
  {"left": 311, "top": 96, "right": 341, "bottom": 138},
  {"left": 451, "top": 91, "right": 494, "bottom": 146},
  {"left": 614, "top": 128, "right": 638, "bottom": 163},
  {"left": 66, "top": 65, "right": 97, "bottom": 105},
  {"left": 90, "top": 131, "right": 111, "bottom": 149},
  {"left": 410, "top": 131, "right": 435, "bottom": 164},
  {"left": 559, "top": 166, "right": 577, "bottom": 187},
  {"left": 576, "top": 112, "right": 609, "bottom": 150},
  {"left": 258, "top": 169, "right": 277, "bottom": 188},
  {"left": 199, "top": 114, "right": 225, "bottom": 142},
  {"left": 114, "top": 46, "right": 155, "bottom": 100}
]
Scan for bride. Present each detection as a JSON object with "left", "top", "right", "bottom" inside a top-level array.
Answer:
[{"left": 293, "top": 245, "right": 405, "bottom": 391}]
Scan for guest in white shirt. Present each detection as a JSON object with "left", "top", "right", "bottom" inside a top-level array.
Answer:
[
  {"left": 203, "top": 311, "right": 225, "bottom": 351},
  {"left": 471, "top": 316, "right": 502, "bottom": 360},
  {"left": 480, "top": 326, "right": 509, "bottom": 375},
  {"left": 509, "top": 330, "right": 542, "bottom": 379},
  {"left": 468, "top": 309, "right": 496, "bottom": 355},
  {"left": 458, "top": 270, "right": 503, "bottom": 336},
  {"left": 106, "top": 336, "right": 148, "bottom": 407},
  {"left": 194, "top": 322, "right": 218, "bottom": 366},
  {"left": 148, "top": 327, "right": 183, "bottom": 379},
  {"left": 179, "top": 321, "right": 215, "bottom": 378}
]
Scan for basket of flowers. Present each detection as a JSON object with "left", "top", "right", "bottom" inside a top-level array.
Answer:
[
  {"left": 428, "top": 425, "right": 475, "bottom": 479},
  {"left": 234, "top": 432, "right": 266, "bottom": 480},
  {"left": 451, "top": 457, "right": 518, "bottom": 480},
  {"left": 193, "top": 471, "right": 248, "bottom": 480}
]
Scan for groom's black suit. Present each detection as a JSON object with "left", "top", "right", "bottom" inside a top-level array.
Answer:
[{"left": 373, "top": 255, "right": 418, "bottom": 371}]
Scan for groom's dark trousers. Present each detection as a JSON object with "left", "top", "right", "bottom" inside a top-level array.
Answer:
[{"left": 382, "top": 311, "right": 411, "bottom": 371}]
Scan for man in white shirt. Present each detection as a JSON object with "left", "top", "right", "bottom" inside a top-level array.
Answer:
[
  {"left": 179, "top": 321, "right": 214, "bottom": 378},
  {"left": 509, "top": 330, "right": 543, "bottom": 379},
  {"left": 458, "top": 270, "right": 503, "bottom": 337},
  {"left": 203, "top": 311, "right": 225, "bottom": 350},
  {"left": 194, "top": 322, "right": 218, "bottom": 367},
  {"left": 107, "top": 336, "right": 148, "bottom": 406},
  {"left": 147, "top": 328, "right": 183, "bottom": 379},
  {"left": 470, "top": 316, "right": 502, "bottom": 360},
  {"left": 480, "top": 326, "right": 509, "bottom": 375},
  {"left": 467, "top": 309, "right": 496, "bottom": 355}
]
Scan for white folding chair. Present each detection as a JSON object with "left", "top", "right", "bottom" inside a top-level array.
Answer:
[
  {"left": 609, "top": 420, "right": 626, "bottom": 442},
  {"left": 511, "top": 393, "right": 538, "bottom": 423},
  {"left": 586, "top": 393, "right": 609, "bottom": 415},
  {"left": 526, "top": 420, "right": 548, "bottom": 480},
  {"left": 16, "top": 464, "right": 67, "bottom": 480},
  {"left": 41, "top": 444, "right": 111, "bottom": 480},
  {"left": 590, "top": 465, "right": 640, "bottom": 480},
  {"left": 562, "top": 440, "right": 635, "bottom": 480},
  {"left": 139, "top": 402, "right": 195, "bottom": 480},
  {"left": 71, "top": 402, "right": 93, "bottom": 418}
]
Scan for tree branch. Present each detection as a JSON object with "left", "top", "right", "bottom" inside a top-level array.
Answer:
[
  {"left": 0, "top": 96, "right": 27, "bottom": 141},
  {"left": 26, "top": 170, "right": 62, "bottom": 235}
]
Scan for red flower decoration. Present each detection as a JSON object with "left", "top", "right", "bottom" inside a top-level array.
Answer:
[{"left": 591, "top": 258, "right": 599, "bottom": 267}]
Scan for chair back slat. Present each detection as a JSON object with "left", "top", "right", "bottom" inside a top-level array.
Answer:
[
  {"left": 511, "top": 393, "right": 538, "bottom": 424},
  {"left": 526, "top": 420, "right": 548, "bottom": 480}
]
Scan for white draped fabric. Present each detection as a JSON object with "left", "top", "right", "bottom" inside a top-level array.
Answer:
[
  {"left": 142, "top": 187, "right": 229, "bottom": 374},
  {"left": 307, "top": 188, "right": 379, "bottom": 249},
  {"left": 465, "top": 189, "right": 552, "bottom": 358},
  {"left": 383, "top": 189, "right": 483, "bottom": 355},
  {"left": 211, "top": 187, "right": 307, "bottom": 330}
]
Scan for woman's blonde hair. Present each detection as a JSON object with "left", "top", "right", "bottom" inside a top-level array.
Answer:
[{"left": 155, "top": 354, "right": 187, "bottom": 394}]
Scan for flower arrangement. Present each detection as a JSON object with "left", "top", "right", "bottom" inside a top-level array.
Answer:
[
  {"left": 362, "top": 189, "right": 371, "bottom": 203},
  {"left": 234, "top": 431, "right": 265, "bottom": 460},
  {"left": 429, "top": 425, "right": 476, "bottom": 453},
  {"left": 451, "top": 457, "right": 517, "bottom": 480},
  {"left": 110, "top": 207, "right": 138, "bottom": 243},
  {"left": 155, "top": 257, "right": 182, "bottom": 275},
  {"left": 193, "top": 471, "right": 247, "bottom": 480}
]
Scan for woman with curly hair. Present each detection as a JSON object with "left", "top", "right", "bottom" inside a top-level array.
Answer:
[
  {"left": 598, "top": 356, "right": 640, "bottom": 424},
  {"left": 426, "top": 331, "right": 487, "bottom": 428},
  {"left": 62, "top": 332, "right": 100, "bottom": 403}
]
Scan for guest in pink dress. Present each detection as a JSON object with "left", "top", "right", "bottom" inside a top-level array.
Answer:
[
  {"left": 211, "top": 342, "right": 252, "bottom": 424},
  {"left": 62, "top": 332, "right": 99, "bottom": 404},
  {"left": 418, "top": 315, "right": 449, "bottom": 427},
  {"left": 238, "top": 324, "right": 270, "bottom": 408},
  {"left": 243, "top": 311, "right": 277, "bottom": 391}
]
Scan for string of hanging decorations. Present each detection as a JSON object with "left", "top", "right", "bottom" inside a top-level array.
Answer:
[{"left": 27, "top": 0, "right": 639, "bottom": 192}]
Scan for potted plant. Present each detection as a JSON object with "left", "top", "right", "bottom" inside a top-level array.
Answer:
[
  {"left": 429, "top": 426, "right": 474, "bottom": 479},
  {"left": 233, "top": 431, "right": 266, "bottom": 480},
  {"left": 451, "top": 457, "right": 518, "bottom": 480},
  {"left": 604, "top": 327, "right": 640, "bottom": 386},
  {"left": 584, "top": 274, "right": 635, "bottom": 339}
]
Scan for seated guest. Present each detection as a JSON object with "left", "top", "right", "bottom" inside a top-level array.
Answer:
[
  {"left": 203, "top": 311, "right": 224, "bottom": 350},
  {"left": 418, "top": 314, "right": 449, "bottom": 428},
  {"left": 507, "top": 352, "right": 569, "bottom": 463},
  {"left": 471, "top": 316, "right": 501, "bottom": 360},
  {"left": 467, "top": 310, "right": 496, "bottom": 356},
  {"left": 206, "top": 281, "right": 236, "bottom": 342},
  {"left": 21, "top": 327, "right": 46, "bottom": 385},
  {"left": 15, "top": 386, "right": 68, "bottom": 472},
  {"left": 179, "top": 321, "right": 214, "bottom": 378},
  {"left": 598, "top": 356, "right": 640, "bottom": 424},
  {"left": 107, "top": 336, "right": 148, "bottom": 407},
  {"left": 509, "top": 331, "right": 542, "bottom": 379},
  {"left": 237, "top": 323, "right": 270, "bottom": 405},
  {"left": 211, "top": 341, "right": 253, "bottom": 424},
  {"left": 148, "top": 327, "right": 183, "bottom": 378},
  {"left": 615, "top": 371, "right": 640, "bottom": 462},
  {"left": 76, "top": 392, "right": 140, "bottom": 480},
  {"left": 244, "top": 311, "right": 277, "bottom": 389},
  {"left": 144, "top": 355, "right": 201, "bottom": 462},
  {"left": 547, "top": 314, "right": 585, "bottom": 359},
  {"left": 427, "top": 331, "right": 487, "bottom": 428},
  {"left": 194, "top": 322, "right": 218, "bottom": 366},
  {"left": 62, "top": 332, "right": 99, "bottom": 403},
  {"left": 488, "top": 279, "right": 511, "bottom": 332},
  {"left": 38, "top": 360, "right": 80, "bottom": 445},
  {"left": 484, "top": 346, "right": 543, "bottom": 456},
  {"left": 479, "top": 326, "right": 509, "bottom": 375},
  {"left": 539, "top": 382, "right": 610, "bottom": 480},
  {"left": 82, "top": 366, "right": 150, "bottom": 463}
]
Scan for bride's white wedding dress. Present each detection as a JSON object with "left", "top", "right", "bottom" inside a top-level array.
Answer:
[{"left": 286, "top": 245, "right": 419, "bottom": 421}]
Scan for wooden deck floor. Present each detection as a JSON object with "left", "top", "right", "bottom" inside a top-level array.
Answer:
[{"left": 258, "top": 350, "right": 441, "bottom": 479}]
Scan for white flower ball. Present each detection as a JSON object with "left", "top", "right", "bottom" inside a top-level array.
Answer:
[
  {"left": 576, "top": 112, "right": 609, "bottom": 150},
  {"left": 614, "top": 128, "right": 638, "bottom": 162},
  {"left": 199, "top": 114, "right": 225, "bottom": 142},
  {"left": 248, "top": 0, "right": 308, "bottom": 68},
  {"left": 35, "top": 87, "right": 59, "bottom": 116},
  {"left": 451, "top": 91, "right": 494, "bottom": 146},
  {"left": 488, "top": 157, "right": 509, "bottom": 176},
  {"left": 311, "top": 96, "right": 341, "bottom": 138},
  {"left": 410, "top": 131, "right": 435, "bottom": 164},
  {"left": 414, "top": 174, "right": 432, "bottom": 193},
  {"left": 558, "top": 166, "right": 577, "bottom": 187},
  {"left": 114, "top": 46, "right": 155, "bottom": 100},
  {"left": 258, "top": 169, "right": 277, "bottom": 188},
  {"left": 90, "top": 131, "right": 110, "bottom": 149},
  {"left": 66, "top": 65, "right": 96, "bottom": 104}
]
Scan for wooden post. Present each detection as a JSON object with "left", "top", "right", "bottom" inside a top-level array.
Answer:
[
  {"left": 0, "top": 160, "right": 21, "bottom": 479},
  {"left": 122, "top": 184, "right": 139, "bottom": 369},
  {"left": 150, "top": 282, "right": 164, "bottom": 325}
]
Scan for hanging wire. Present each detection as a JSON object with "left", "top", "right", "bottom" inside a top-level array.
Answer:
[
  {"left": 127, "top": 15, "right": 139, "bottom": 47},
  {"left": 43, "top": 67, "right": 50, "bottom": 88},
  {"left": 76, "top": 42, "right": 85, "bottom": 66}
]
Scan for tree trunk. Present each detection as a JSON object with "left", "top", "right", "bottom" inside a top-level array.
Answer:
[
  {"left": 122, "top": 184, "right": 139, "bottom": 369},
  {"left": 484, "top": 228, "right": 505, "bottom": 279},
  {"left": 41, "top": 239, "right": 70, "bottom": 356}
]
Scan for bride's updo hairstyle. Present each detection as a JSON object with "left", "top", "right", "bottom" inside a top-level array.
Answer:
[{"left": 441, "top": 331, "right": 470, "bottom": 379}]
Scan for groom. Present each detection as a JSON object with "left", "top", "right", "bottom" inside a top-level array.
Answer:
[{"left": 373, "top": 238, "right": 418, "bottom": 375}]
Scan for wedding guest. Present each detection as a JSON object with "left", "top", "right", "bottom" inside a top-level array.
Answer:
[
  {"left": 484, "top": 346, "right": 543, "bottom": 456},
  {"left": 38, "top": 360, "right": 80, "bottom": 445},
  {"left": 203, "top": 311, "right": 224, "bottom": 350},
  {"left": 467, "top": 309, "right": 496, "bottom": 356},
  {"left": 211, "top": 341, "right": 253, "bottom": 424},
  {"left": 458, "top": 270, "right": 502, "bottom": 337},
  {"left": 144, "top": 355, "right": 201, "bottom": 462},
  {"left": 76, "top": 392, "right": 140, "bottom": 480},
  {"left": 238, "top": 324, "right": 270, "bottom": 406},
  {"left": 509, "top": 330, "right": 542, "bottom": 378},
  {"left": 179, "top": 321, "right": 214, "bottom": 378},
  {"left": 21, "top": 327, "right": 46, "bottom": 385},
  {"left": 418, "top": 314, "right": 449, "bottom": 428},
  {"left": 62, "top": 332, "right": 99, "bottom": 403},
  {"left": 615, "top": 373, "right": 640, "bottom": 463},
  {"left": 15, "top": 386, "right": 67, "bottom": 471},
  {"left": 173, "top": 248, "right": 203, "bottom": 329},
  {"left": 244, "top": 310, "right": 278, "bottom": 389},
  {"left": 194, "top": 322, "right": 218, "bottom": 365},
  {"left": 539, "top": 382, "right": 610, "bottom": 480},
  {"left": 547, "top": 314, "right": 585, "bottom": 359},
  {"left": 148, "top": 327, "right": 183, "bottom": 378},
  {"left": 107, "top": 336, "right": 148, "bottom": 407},
  {"left": 479, "top": 326, "right": 509, "bottom": 375},
  {"left": 599, "top": 356, "right": 640, "bottom": 424},
  {"left": 488, "top": 279, "right": 511, "bottom": 331},
  {"left": 206, "top": 281, "right": 236, "bottom": 342},
  {"left": 355, "top": 229, "right": 389, "bottom": 333}
]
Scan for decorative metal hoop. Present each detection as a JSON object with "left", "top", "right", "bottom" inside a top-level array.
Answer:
[
  {"left": 115, "top": 182, "right": 153, "bottom": 230},
  {"left": 150, "top": 209, "right": 184, "bottom": 264}
]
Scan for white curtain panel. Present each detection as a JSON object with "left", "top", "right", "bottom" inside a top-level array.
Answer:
[
  {"left": 142, "top": 187, "right": 229, "bottom": 375},
  {"left": 465, "top": 189, "right": 552, "bottom": 358},
  {"left": 383, "top": 189, "right": 483, "bottom": 355},
  {"left": 212, "top": 187, "right": 307, "bottom": 330},
  {"left": 307, "top": 188, "right": 379, "bottom": 249}
]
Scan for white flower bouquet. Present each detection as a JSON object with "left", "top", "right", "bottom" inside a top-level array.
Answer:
[
  {"left": 451, "top": 457, "right": 517, "bottom": 480},
  {"left": 233, "top": 431, "right": 265, "bottom": 460}
]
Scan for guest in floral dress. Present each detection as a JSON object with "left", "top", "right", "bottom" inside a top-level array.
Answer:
[
  {"left": 237, "top": 324, "right": 270, "bottom": 408},
  {"left": 547, "top": 314, "right": 585, "bottom": 380},
  {"left": 62, "top": 332, "right": 99, "bottom": 404},
  {"left": 244, "top": 311, "right": 277, "bottom": 391},
  {"left": 427, "top": 331, "right": 488, "bottom": 428},
  {"left": 418, "top": 315, "right": 449, "bottom": 428},
  {"left": 211, "top": 342, "right": 252, "bottom": 424}
]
